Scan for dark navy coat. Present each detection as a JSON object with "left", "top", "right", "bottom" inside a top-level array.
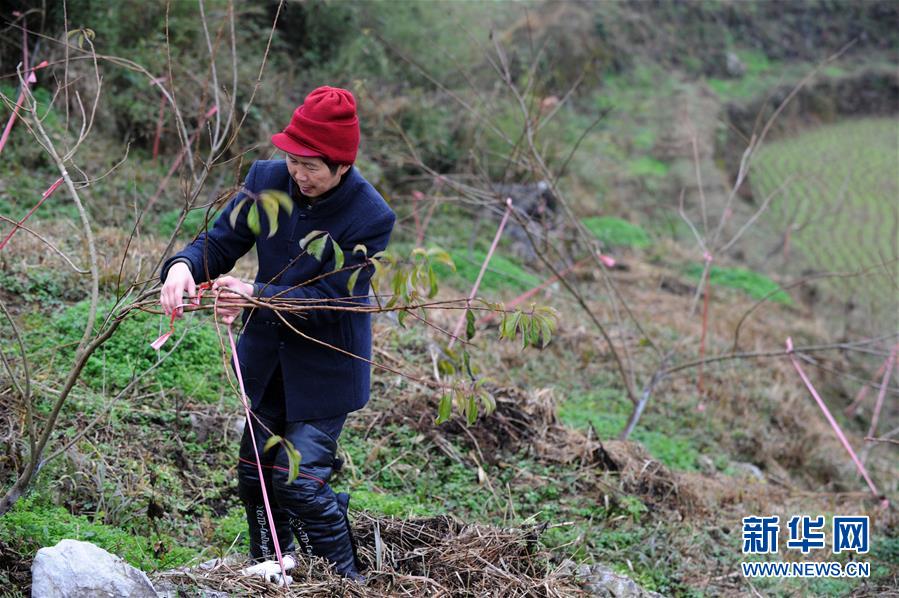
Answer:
[{"left": 161, "top": 160, "right": 396, "bottom": 419}]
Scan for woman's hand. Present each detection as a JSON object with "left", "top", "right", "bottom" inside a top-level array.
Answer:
[
  {"left": 212, "top": 276, "right": 254, "bottom": 324},
  {"left": 160, "top": 262, "right": 196, "bottom": 319}
]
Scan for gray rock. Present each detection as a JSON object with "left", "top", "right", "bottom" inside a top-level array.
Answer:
[
  {"left": 725, "top": 51, "right": 746, "bottom": 77},
  {"left": 559, "top": 559, "right": 663, "bottom": 598},
  {"left": 731, "top": 461, "right": 766, "bottom": 482},
  {"left": 31, "top": 539, "right": 156, "bottom": 598}
]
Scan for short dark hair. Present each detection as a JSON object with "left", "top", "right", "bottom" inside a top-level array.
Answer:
[{"left": 322, "top": 157, "right": 346, "bottom": 176}]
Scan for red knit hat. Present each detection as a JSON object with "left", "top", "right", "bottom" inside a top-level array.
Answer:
[{"left": 271, "top": 86, "right": 360, "bottom": 164}]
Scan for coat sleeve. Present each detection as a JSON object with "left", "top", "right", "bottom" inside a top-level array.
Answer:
[
  {"left": 252, "top": 208, "right": 396, "bottom": 329},
  {"left": 160, "top": 162, "right": 259, "bottom": 284}
]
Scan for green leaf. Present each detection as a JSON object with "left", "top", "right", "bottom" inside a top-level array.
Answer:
[
  {"left": 437, "top": 359, "right": 455, "bottom": 376},
  {"left": 466, "top": 394, "right": 478, "bottom": 426},
  {"left": 427, "top": 265, "right": 438, "bottom": 298},
  {"left": 284, "top": 440, "right": 302, "bottom": 484},
  {"left": 462, "top": 349, "right": 473, "bottom": 379},
  {"left": 436, "top": 393, "right": 452, "bottom": 424},
  {"left": 263, "top": 435, "right": 282, "bottom": 453},
  {"left": 247, "top": 203, "right": 260, "bottom": 236},
  {"left": 332, "top": 241, "right": 344, "bottom": 270},
  {"left": 426, "top": 247, "right": 455, "bottom": 270},
  {"left": 229, "top": 197, "right": 249, "bottom": 229},
  {"left": 465, "top": 309, "right": 476, "bottom": 341},
  {"left": 397, "top": 310, "right": 408, "bottom": 328},
  {"left": 347, "top": 268, "right": 361, "bottom": 295},
  {"left": 307, "top": 235, "right": 327, "bottom": 261},
  {"left": 259, "top": 193, "right": 280, "bottom": 238},
  {"left": 539, "top": 318, "right": 553, "bottom": 348},
  {"left": 266, "top": 189, "right": 293, "bottom": 215},
  {"left": 299, "top": 230, "right": 325, "bottom": 251}
]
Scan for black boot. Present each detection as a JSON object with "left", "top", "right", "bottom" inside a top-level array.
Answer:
[{"left": 272, "top": 420, "right": 362, "bottom": 580}]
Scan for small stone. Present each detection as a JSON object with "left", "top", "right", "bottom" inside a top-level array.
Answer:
[{"left": 31, "top": 539, "right": 156, "bottom": 598}]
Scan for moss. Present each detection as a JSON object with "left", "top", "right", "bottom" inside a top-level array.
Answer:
[
  {"left": 684, "top": 264, "right": 793, "bottom": 305},
  {"left": 0, "top": 497, "right": 196, "bottom": 571},
  {"left": 433, "top": 249, "right": 541, "bottom": 294},
  {"left": 582, "top": 216, "right": 652, "bottom": 248},
  {"left": 627, "top": 156, "right": 670, "bottom": 178}
]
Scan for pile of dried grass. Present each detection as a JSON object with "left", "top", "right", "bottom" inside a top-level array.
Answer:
[
  {"left": 383, "top": 385, "right": 604, "bottom": 468},
  {"left": 154, "top": 513, "right": 584, "bottom": 597}
]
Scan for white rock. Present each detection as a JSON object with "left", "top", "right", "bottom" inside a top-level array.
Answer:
[{"left": 31, "top": 539, "right": 156, "bottom": 598}]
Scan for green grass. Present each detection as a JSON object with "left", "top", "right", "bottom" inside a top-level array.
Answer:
[
  {"left": 626, "top": 156, "right": 670, "bottom": 178},
  {"left": 0, "top": 497, "right": 197, "bottom": 571},
  {"left": 685, "top": 263, "right": 793, "bottom": 305},
  {"left": 582, "top": 216, "right": 652, "bottom": 249},
  {"left": 556, "top": 389, "right": 702, "bottom": 472},
  {"left": 432, "top": 248, "right": 541, "bottom": 294},
  {"left": 751, "top": 117, "right": 897, "bottom": 319},
  {"left": 26, "top": 299, "right": 232, "bottom": 404}
]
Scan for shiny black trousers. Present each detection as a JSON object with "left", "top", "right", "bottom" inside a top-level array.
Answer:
[{"left": 236, "top": 367, "right": 358, "bottom": 576}]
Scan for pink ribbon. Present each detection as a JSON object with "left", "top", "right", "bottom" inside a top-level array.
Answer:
[
  {"left": 785, "top": 338, "right": 888, "bottom": 509},
  {"left": 150, "top": 286, "right": 288, "bottom": 578},
  {"left": 846, "top": 344, "right": 898, "bottom": 417},
  {"left": 867, "top": 343, "right": 897, "bottom": 441},
  {"left": 0, "top": 60, "right": 50, "bottom": 155},
  {"left": 448, "top": 198, "right": 513, "bottom": 349},
  {"left": 145, "top": 105, "right": 219, "bottom": 212},
  {"left": 0, "top": 177, "right": 64, "bottom": 251}
]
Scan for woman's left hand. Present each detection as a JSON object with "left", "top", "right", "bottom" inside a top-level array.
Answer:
[{"left": 212, "top": 276, "right": 254, "bottom": 324}]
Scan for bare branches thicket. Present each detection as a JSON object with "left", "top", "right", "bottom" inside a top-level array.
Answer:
[
  {"left": 0, "top": 1, "right": 285, "bottom": 515},
  {"left": 368, "top": 19, "right": 896, "bottom": 462}
]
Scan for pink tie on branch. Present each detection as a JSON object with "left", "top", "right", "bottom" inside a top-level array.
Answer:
[
  {"left": 150, "top": 286, "right": 288, "bottom": 579},
  {"left": 0, "top": 177, "right": 64, "bottom": 251},
  {"left": 222, "top": 296, "right": 287, "bottom": 581},
  {"left": 785, "top": 338, "right": 888, "bottom": 509},
  {"left": 845, "top": 345, "right": 898, "bottom": 417},
  {"left": 145, "top": 106, "right": 219, "bottom": 213},
  {"left": 866, "top": 343, "right": 897, "bottom": 443},
  {"left": 0, "top": 61, "right": 50, "bottom": 156},
  {"left": 448, "top": 198, "right": 513, "bottom": 349}
]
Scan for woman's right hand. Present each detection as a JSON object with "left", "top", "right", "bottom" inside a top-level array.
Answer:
[{"left": 160, "top": 262, "right": 197, "bottom": 319}]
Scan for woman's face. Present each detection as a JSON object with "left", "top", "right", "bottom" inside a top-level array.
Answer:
[{"left": 286, "top": 153, "right": 349, "bottom": 198}]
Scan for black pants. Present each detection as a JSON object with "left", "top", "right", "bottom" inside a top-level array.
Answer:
[{"left": 236, "top": 367, "right": 358, "bottom": 576}]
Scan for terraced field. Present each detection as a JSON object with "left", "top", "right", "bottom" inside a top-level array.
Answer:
[{"left": 751, "top": 118, "right": 899, "bottom": 328}]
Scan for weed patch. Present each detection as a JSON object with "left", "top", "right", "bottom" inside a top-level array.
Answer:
[
  {"left": 582, "top": 216, "right": 652, "bottom": 249},
  {"left": 684, "top": 263, "right": 793, "bottom": 305}
]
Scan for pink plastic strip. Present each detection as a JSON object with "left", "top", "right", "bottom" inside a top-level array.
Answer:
[
  {"left": 150, "top": 288, "right": 288, "bottom": 578},
  {"left": 0, "top": 61, "right": 49, "bottom": 155},
  {"left": 0, "top": 177, "right": 64, "bottom": 251},
  {"left": 846, "top": 346, "right": 897, "bottom": 416},
  {"left": 866, "top": 343, "right": 897, "bottom": 440},
  {"left": 225, "top": 303, "right": 287, "bottom": 579},
  {"left": 448, "top": 198, "right": 513, "bottom": 349},
  {"left": 785, "top": 337, "right": 887, "bottom": 508}
]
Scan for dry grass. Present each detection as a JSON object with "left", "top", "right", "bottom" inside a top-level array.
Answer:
[{"left": 154, "top": 513, "right": 585, "bottom": 597}]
